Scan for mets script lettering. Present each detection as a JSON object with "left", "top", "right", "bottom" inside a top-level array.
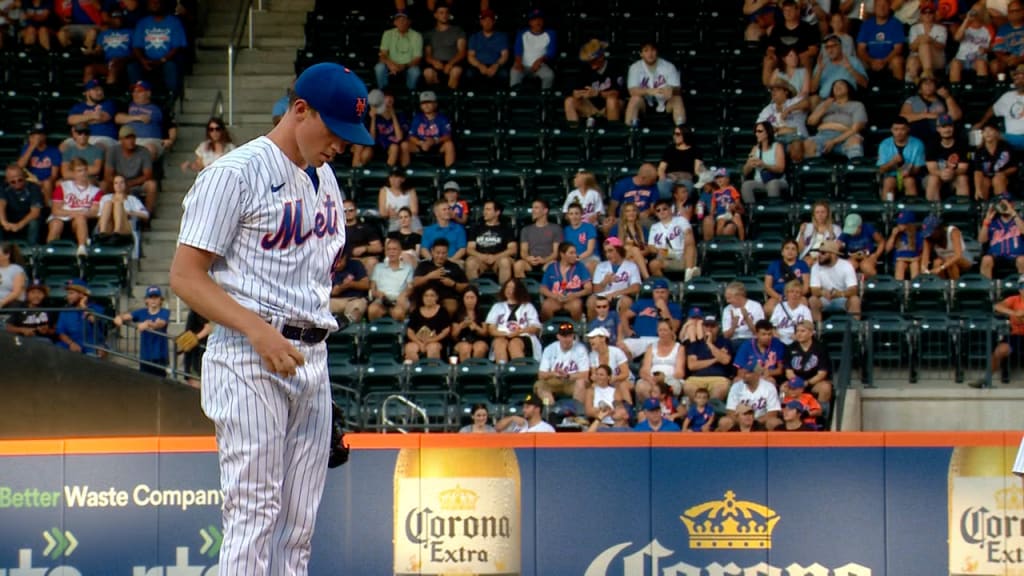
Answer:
[{"left": 261, "top": 198, "right": 340, "bottom": 250}]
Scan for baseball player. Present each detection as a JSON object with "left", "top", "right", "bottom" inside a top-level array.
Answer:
[{"left": 169, "top": 63, "right": 373, "bottom": 576}]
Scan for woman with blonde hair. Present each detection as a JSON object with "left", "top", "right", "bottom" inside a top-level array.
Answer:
[
  {"left": 797, "top": 200, "right": 841, "bottom": 265},
  {"left": 563, "top": 170, "right": 605, "bottom": 225}
]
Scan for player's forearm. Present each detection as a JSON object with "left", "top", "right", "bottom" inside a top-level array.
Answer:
[{"left": 170, "top": 249, "right": 274, "bottom": 338}]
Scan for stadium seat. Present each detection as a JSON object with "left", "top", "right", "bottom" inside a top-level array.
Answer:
[
  {"left": 36, "top": 240, "right": 82, "bottom": 280},
  {"left": 952, "top": 273, "right": 994, "bottom": 314},
  {"left": 453, "top": 358, "right": 500, "bottom": 409},
  {"left": 456, "top": 128, "right": 498, "bottom": 169},
  {"left": 327, "top": 321, "right": 363, "bottom": 362},
  {"left": 863, "top": 314, "right": 912, "bottom": 385},
  {"left": 498, "top": 357, "right": 540, "bottom": 404},
  {"left": 909, "top": 312, "right": 959, "bottom": 384},
  {"left": 734, "top": 275, "right": 766, "bottom": 305},
  {"left": 633, "top": 126, "right": 670, "bottom": 163},
  {"left": 906, "top": 274, "right": 949, "bottom": 314},
  {"left": 437, "top": 167, "right": 483, "bottom": 202},
  {"left": 748, "top": 203, "right": 793, "bottom": 239},
  {"left": 501, "top": 91, "right": 545, "bottom": 126},
  {"left": 350, "top": 167, "right": 390, "bottom": 210},
  {"left": 680, "top": 276, "right": 721, "bottom": 310},
  {"left": 682, "top": 88, "right": 724, "bottom": 131},
  {"left": 939, "top": 197, "right": 978, "bottom": 233},
  {"left": 543, "top": 128, "right": 587, "bottom": 167},
  {"left": 455, "top": 92, "right": 502, "bottom": 131},
  {"left": 795, "top": 162, "right": 836, "bottom": 201},
  {"left": 497, "top": 127, "right": 543, "bottom": 166},
  {"left": 364, "top": 317, "right": 405, "bottom": 361},
  {"left": 524, "top": 165, "right": 569, "bottom": 208},
  {"left": 83, "top": 245, "right": 132, "bottom": 289},
  {"left": 861, "top": 274, "right": 904, "bottom": 315},
  {"left": 701, "top": 236, "right": 747, "bottom": 281},
  {"left": 585, "top": 126, "right": 633, "bottom": 166},
  {"left": 483, "top": 168, "right": 526, "bottom": 206},
  {"left": 0, "top": 93, "right": 41, "bottom": 135},
  {"left": 472, "top": 277, "right": 501, "bottom": 309},
  {"left": 3, "top": 52, "right": 51, "bottom": 93},
  {"left": 819, "top": 314, "right": 860, "bottom": 377},
  {"left": 959, "top": 313, "right": 1007, "bottom": 380}
]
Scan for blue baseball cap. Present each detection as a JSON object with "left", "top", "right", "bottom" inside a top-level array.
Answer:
[
  {"left": 66, "top": 278, "right": 90, "bottom": 295},
  {"left": 687, "top": 306, "right": 703, "bottom": 319},
  {"left": 787, "top": 376, "right": 806, "bottom": 389},
  {"left": 895, "top": 210, "right": 916, "bottom": 225},
  {"left": 132, "top": 80, "right": 152, "bottom": 92},
  {"left": 145, "top": 285, "right": 163, "bottom": 298},
  {"left": 83, "top": 79, "right": 101, "bottom": 90},
  {"left": 642, "top": 398, "right": 661, "bottom": 411},
  {"left": 651, "top": 278, "right": 670, "bottom": 290},
  {"left": 784, "top": 400, "right": 806, "bottom": 412},
  {"left": 293, "top": 63, "right": 374, "bottom": 146},
  {"left": 921, "top": 215, "right": 941, "bottom": 238},
  {"left": 528, "top": 8, "right": 544, "bottom": 19}
]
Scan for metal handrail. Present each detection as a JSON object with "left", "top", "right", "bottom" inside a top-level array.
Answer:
[
  {"left": 381, "top": 394, "right": 429, "bottom": 434},
  {"left": 832, "top": 318, "right": 855, "bottom": 431},
  {"left": 216, "top": 0, "right": 264, "bottom": 125},
  {"left": 2, "top": 306, "right": 202, "bottom": 384}
]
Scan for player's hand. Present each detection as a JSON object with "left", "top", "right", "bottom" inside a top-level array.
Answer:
[{"left": 252, "top": 324, "right": 305, "bottom": 378}]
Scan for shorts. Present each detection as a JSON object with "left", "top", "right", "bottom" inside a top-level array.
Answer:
[
  {"left": 1003, "top": 334, "right": 1024, "bottom": 356},
  {"left": 685, "top": 375, "right": 730, "bottom": 391},
  {"left": 137, "top": 137, "right": 165, "bottom": 158},
  {"left": 61, "top": 24, "right": 95, "bottom": 42},
  {"left": 821, "top": 297, "right": 848, "bottom": 313},
  {"left": 534, "top": 376, "right": 580, "bottom": 397},
  {"left": 623, "top": 336, "right": 658, "bottom": 358},
  {"left": 810, "top": 129, "right": 863, "bottom": 159}
]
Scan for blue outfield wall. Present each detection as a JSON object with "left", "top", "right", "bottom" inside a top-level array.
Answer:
[{"left": 0, "top": 432, "right": 1021, "bottom": 575}]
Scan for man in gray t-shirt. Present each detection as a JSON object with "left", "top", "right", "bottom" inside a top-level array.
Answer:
[
  {"left": 62, "top": 124, "right": 104, "bottom": 182},
  {"left": 801, "top": 79, "right": 868, "bottom": 160},
  {"left": 514, "top": 198, "right": 563, "bottom": 279},
  {"left": 422, "top": 5, "right": 467, "bottom": 90},
  {"left": 104, "top": 126, "right": 158, "bottom": 215}
]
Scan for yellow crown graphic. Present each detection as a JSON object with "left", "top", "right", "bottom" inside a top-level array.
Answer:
[
  {"left": 680, "top": 490, "right": 780, "bottom": 549},
  {"left": 439, "top": 484, "right": 479, "bottom": 511},
  {"left": 995, "top": 487, "right": 1024, "bottom": 511}
]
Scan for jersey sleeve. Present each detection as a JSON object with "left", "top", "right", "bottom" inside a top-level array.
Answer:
[{"left": 177, "top": 166, "right": 247, "bottom": 257}]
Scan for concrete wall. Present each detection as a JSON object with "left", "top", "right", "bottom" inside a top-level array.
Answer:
[{"left": 851, "top": 387, "right": 1024, "bottom": 430}]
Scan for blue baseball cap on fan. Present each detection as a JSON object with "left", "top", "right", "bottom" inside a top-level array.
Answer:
[{"left": 293, "top": 63, "right": 374, "bottom": 146}]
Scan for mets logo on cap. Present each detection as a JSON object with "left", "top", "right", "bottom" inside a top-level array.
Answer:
[{"left": 294, "top": 62, "right": 374, "bottom": 146}]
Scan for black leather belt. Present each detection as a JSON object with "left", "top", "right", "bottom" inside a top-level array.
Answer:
[{"left": 281, "top": 324, "right": 329, "bottom": 344}]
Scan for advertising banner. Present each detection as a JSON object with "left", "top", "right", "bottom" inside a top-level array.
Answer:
[{"left": 0, "top": 433, "right": 1021, "bottom": 575}]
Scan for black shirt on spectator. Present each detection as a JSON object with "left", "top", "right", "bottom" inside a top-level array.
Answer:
[
  {"left": 345, "top": 222, "right": 383, "bottom": 256},
  {"left": 414, "top": 259, "right": 468, "bottom": 302},
  {"left": 767, "top": 21, "right": 820, "bottom": 56},
  {"left": 1, "top": 183, "right": 44, "bottom": 222},
  {"left": 660, "top": 145, "right": 701, "bottom": 175},
  {"left": 469, "top": 223, "right": 515, "bottom": 255},
  {"left": 784, "top": 339, "right": 832, "bottom": 381},
  {"left": 387, "top": 230, "right": 422, "bottom": 252},
  {"left": 926, "top": 137, "right": 969, "bottom": 169}
]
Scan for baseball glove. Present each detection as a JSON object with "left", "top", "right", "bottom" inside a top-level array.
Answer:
[
  {"left": 176, "top": 330, "right": 199, "bottom": 352},
  {"left": 328, "top": 401, "right": 350, "bottom": 469}
]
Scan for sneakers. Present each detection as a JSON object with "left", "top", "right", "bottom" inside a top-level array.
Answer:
[
  {"left": 967, "top": 379, "right": 988, "bottom": 389},
  {"left": 76, "top": 244, "right": 88, "bottom": 257}
]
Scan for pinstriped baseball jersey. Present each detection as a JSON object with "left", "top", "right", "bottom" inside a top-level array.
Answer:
[
  {"left": 178, "top": 136, "right": 346, "bottom": 330},
  {"left": 1014, "top": 437, "right": 1024, "bottom": 477}
]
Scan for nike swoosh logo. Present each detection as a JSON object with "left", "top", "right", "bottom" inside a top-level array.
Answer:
[{"left": 271, "top": 183, "right": 285, "bottom": 193}]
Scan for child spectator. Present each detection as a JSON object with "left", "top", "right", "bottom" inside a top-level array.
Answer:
[
  {"left": 402, "top": 91, "right": 455, "bottom": 167},
  {"left": 354, "top": 88, "right": 406, "bottom": 168},
  {"left": 683, "top": 387, "right": 715, "bottom": 432},
  {"left": 563, "top": 171, "right": 605, "bottom": 225},
  {"left": 562, "top": 202, "right": 600, "bottom": 275},
  {"left": 885, "top": 210, "right": 924, "bottom": 280},
  {"left": 442, "top": 180, "right": 470, "bottom": 226},
  {"left": 779, "top": 375, "right": 824, "bottom": 426},
  {"left": 702, "top": 169, "right": 745, "bottom": 241},
  {"left": 47, "top": 157, "right": 102, "bottom": 256},
  {"left": 764, "top": 239, "right": 810, "bottom": 315},
  {"left": 113, "top": 285, "right": 170, "bottom": 376}
]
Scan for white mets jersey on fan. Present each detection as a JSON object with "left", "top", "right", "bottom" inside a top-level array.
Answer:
[{"left": 178, "top": 136, "right": 346, "bottom": 330}]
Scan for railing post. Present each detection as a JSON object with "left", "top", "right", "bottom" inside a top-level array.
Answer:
[
  {"left": 248, "top": 5, "right": 254, "bottom": 50},
  {"left": 227, "top": 44, "right": 234, "bottom": 126}
]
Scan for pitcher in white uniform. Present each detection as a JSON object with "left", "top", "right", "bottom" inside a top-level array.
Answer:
[{"left": 170, "top": 63, "right": 373, "bottom": 576}]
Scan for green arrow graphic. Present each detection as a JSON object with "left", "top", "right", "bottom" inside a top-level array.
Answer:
[
  {"left": 199, "top": 525, "right": 222, "bottom": 558},
  {"left": 42, "top": 527, "right": 74, "bottom": 559}
]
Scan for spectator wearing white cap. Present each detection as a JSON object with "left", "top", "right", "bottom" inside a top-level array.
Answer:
[
  {"left": 808, "top": 239, "right": 861, "bottom": 322},
  {"left": 838, "top": 213, "right": 885, "bottom": 278},
  {"left": 586, "top": 327, "right": 633, "bottom": 401}
]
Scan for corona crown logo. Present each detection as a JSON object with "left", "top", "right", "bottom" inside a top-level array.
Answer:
[
  {"left": 994, "top": 486, "right": 1024, "bottom": 510},
  {"left": 679, "top": 490, "right": 780, "bottom": 549},
  {"left": 439, "top": 484, "right": 479, "bottom": 511}
]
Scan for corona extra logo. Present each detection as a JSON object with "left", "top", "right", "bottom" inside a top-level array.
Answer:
[
  {"left": 995, "top": 487, "right": 1024, "bottom": 511},
  {"left": 679, "top": 490, "right": 780, "bottom": 549},
  {"left": 439, "top": 485, "right": 479, "bottom": 511}
]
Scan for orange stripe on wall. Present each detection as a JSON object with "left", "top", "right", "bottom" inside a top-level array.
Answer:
[{"left": 0, "top": 432, "right": 1020, "bottom": 455}]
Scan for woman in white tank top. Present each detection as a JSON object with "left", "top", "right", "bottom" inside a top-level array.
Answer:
[
  {"left": 922, "top": 218, "right": 973, "bottom": 279},
  {"left": 637, "top": 319, "right": 686, "bottom": 400},
  {"left": 378, "top": 170, "right": 422, "bottom": 232}
]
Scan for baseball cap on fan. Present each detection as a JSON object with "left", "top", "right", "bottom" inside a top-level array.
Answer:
[{"left": 293, "top": 63, "right": 374, "bottom": 146}]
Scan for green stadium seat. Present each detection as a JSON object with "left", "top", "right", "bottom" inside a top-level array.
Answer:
[
  {"left": 909, "top": 311, "right": 959, "bottom": 383},
  {"left": 498, "top": 357, "right": 539, "bottom": 404},
  {"left": 585, "top": 125, "right": 632, "bottom": 166},
  {"left": 497, "top": 128, "right": 543, "bottom": 166},
  {"left": 437, "top": 167, "right": 483, "bottom": 202},
  {"left": 453, "top": 358, "right": 500, "bottom": 409},
  {"left": 543, "top": 128, "right": 586, "bottom": 167},
  {"left": 327, "top": 321, "right": 363, "bottom": 362},
  {"left": 863, "top": 314, "right": 912, "bottom": 385},
  {"left": 455, "top": 129, "right": 498, "bottom": 169},
  {"left": 364, "top": 317, "right": 405, "bottom": 361},
  {"left": 37, "top": 241, "right": 82, "bottom": 280},
  {"left": 524, "top": 165, "right": 569, "bottom": 208},
  {"left": 861, "top": 274, "right": 904, "bottom": 315},
  {"left": 795, "top": 162, "right": 836, "bottom": 201},
  {"left": 906, "top": 273, "right": 949, "bottom": 314},
  {"left": 84, "top": 244, "right": 132, "bottom": 289},
  {"left": 734, "top": 275, "right": 766, "bottom": 305},
  {"left": 953, "top": 273, "right": 994, "bottom": 314},
  {"left": 681, "top": 276, "right": 721, "bottom": 310},
  {"left": 748, "top": 203, "right": 794, "bottom": 239},
  {"left": 701, "top": 236, "right": 747, "bottom": 281},
  {"left": 483, "top": 168, "right": 526, "bottom": 207}
]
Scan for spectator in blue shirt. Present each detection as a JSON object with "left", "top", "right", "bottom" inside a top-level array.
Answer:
[
  {"left": 563, "top": 202, "right": 599, "bottom": 275},
  {"left": 877, "top": 116, "right": 926, "bottom": 200},
  {"left": 401, "top": 90, "right": 455, "bottom": 167},
  {"left": 466, "top": 9, "right": 509, "bottom": 91},
  {"left": 129, "top": 0, "right": 188, "bottom": 96},
  {"left": 420, "top": 199, "right": 467, "bottom": 262},
  {"left": 113, "top": 285, "right": 170, "bottom": 376},
  {"left": 633, "top": 397, "right": 681, "bottom": 432},
  {"left": 839, "top": 213, "right": 886, "bottom": 278},
  {"left": 993, "top": 0, "right": 1024, "bottom": 75},
  {"left": 733, "top": 320, "right": 787, "bottom": 385},
  {"left": 115, "top": 81, "right": 170, "bottom": 159},
  {"left": 540, "top": 242, "right": 593, "bottom": 321},
  {"left": 856, "top": 0, "right": 906, "bottom": 82},
  {"left": 85, "top": 19, "right": 134, "bottom": 86},
  {"left": 812, "top": 33, "right": 869, "bottom": 99},
  {"left": 17, "top": 124, "right": 61, "bottom": 206},
  {"left": 55, "top": 279, "right": 106, "bottom": 355},
  {"left": 511, "top": 8, "right": 557, "bottom": 90},
  {"left": 979, "top": 197, "right": 1024, "bottom": 278},
  {"left": 607, "top": 163, "right": 659, "bottom": 226},
  {"left": 65, "top": 80, "right": 119, "bottom": 150}
]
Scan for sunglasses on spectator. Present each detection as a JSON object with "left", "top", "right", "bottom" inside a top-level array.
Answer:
[
  {"left": 755, "top": 128, "right": 766, "bottom": 133},
  {"left": 208, "top": 126, "right": 222, "bottom": 131}
]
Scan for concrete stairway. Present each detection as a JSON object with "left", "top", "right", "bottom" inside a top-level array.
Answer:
[{"left": 126, "top": 0, "right": 313, "bottom": 328}]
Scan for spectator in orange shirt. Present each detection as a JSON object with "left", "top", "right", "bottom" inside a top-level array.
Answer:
[
  {"left": 779, "top": 375, "right": 823, "bottom": 427},
  {"left": 702, "top": 168, "right": 745, "bottom": 241},
  {"left": 972, "top": 274, "right": 1024, "bottom": 387}
]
